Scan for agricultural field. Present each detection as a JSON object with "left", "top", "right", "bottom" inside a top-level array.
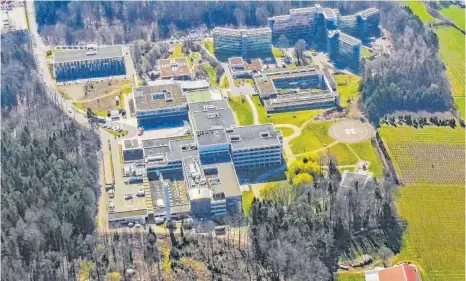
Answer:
[
  {"left": 454, "top": 97, "right": 465, "bottom": 120},
  {"left": 254, "top": 96, "right": 324, "bottom": 127},
  {"left": 349, "top": 140, "right": 384, "bottom": 178},
  {"left": 441, "top": 5, "right": 465, "bottom": 31},
  {"left": 290, "top": 122, "right": 334, "bottom": 154},
  {"left": 406, "top": 1, "right": 436, "bottom": 23},
  {"left": 334, "top": 74, "right": 360, "bottom": 108},
  {"left": 394, "top": 184, "right": 465, "bottom": 281},
  {"left": 379, "top": 125, "right": 465, "bottom": 185},
  {"left": 229, "top": 96, "right": 254, "bottom": 126},
  {"left": 434, "top": 26, "right": 465, "bottom": 98}
]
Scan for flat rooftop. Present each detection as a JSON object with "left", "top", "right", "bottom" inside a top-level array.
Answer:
[
  {"left": 196, "top": 129, "right": 229, "bottom": 147},
  {"left": 133, "top": 83, "right": 187, "bottom": 111},
  {"left": 264, "top": 90, "right": 336, "bottom": 109},
  {"left": 360, "top": 8, "right": 379, "bottom": 18},
  {"left": 229, "top": 57, "right": 244, "bottom": 65},
  {"left": 158, "top": 57, "right": 191, "bottom": 78},
  {"left": 254, "top": 66, "right": 323, "bottom": 95},
  {"left": 149, "top": 178, "right": 190, "bottom": 216},
  {"left": 204, "top": 162, "right": 241, "bottom": 198},
  {"left": 144, "top": 138, "right": 198, "bottom": 163},
  {"left": 213, "top": 27, "right": 271, "bottom": 37},
  {"left": 227, "top": 124, "right": 281, "bottom": 150},
  {"left": 54, "top": 46, "right": 123, "bottom": 64},
  {"left": 189, "top": 99, "right": 229, "bottom": 113},
  {"left": 192, "top": 108, "right": 236, "bottom": 132}
]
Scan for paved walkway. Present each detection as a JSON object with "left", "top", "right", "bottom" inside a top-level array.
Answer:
[
  {"left": 245, "top": 95, "right": 260, "bottom": 125},
  {"left": 274, "top": 124, "right": 301, "bottom": 141}
]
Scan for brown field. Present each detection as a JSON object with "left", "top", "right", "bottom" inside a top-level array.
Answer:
[{"left": 58, "top": 78, "right": 133, "bottom": 101}]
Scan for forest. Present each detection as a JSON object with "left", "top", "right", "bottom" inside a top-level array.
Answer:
[
  {"left": 360, "top": 4, "right": 452, "bottom": 124},
  {"left": 34, "top": 1, "right": 374, "bottom": 44},
  {"left": 1, "top": 31, "right": 101, "bottom": 281}
]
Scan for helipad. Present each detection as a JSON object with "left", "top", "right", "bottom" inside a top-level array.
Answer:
[{"left": 328, "top": 120, "right": 374, "bottom": 143}]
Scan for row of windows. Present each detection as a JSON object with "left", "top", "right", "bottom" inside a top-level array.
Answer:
[
  {"left": 56, "top": 57, "right": 123, "bottom": 67},
  {"left": 137, "top": 107, "right": 188, "bottom": 116}
]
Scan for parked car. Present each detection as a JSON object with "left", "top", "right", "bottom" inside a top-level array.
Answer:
[
  {"left": 124, "top": 193, "right": 133, "bottom": 200},
  {"left": 136, "top": 190, "right": 145, "bottom": 197}
]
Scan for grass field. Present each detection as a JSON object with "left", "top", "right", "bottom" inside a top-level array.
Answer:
[
  {"left": 379, "top": 125, "right": 464, "bottom": 185},
  {"left": 361, "top": 47, "right": 372, "bottom": 57},
  {"left": 242, "top": 190, "right": 255, "bottom": 216},
  {"left": 202, "top": 40, "right": 215, "bottom": 55},
  {"left": 406, "top": 1, "right": 436, "bottom": 23},
  {"left": 220, "top": 76, "right": 229, "bottom": 89},
  {"left": 290, "top": 122, "right": 334, "bottom": 154},
  {"left": 335, "top": 74, "right": 360, "bottom": 108},
  {"left": 229, "top": 96, "right": 254, "bottom": 126},
  {"left": 349, "top": 140, "right": 383, "bottom": 178},
  {"left": 254, "top": 96, "right": 324, "bottom": 127},
  {"left": 186, "top": 90, "right": 212, "bottom": 103},
  {"left": 170, "top": 43, "right": 193, "bottom": 67},
  {"left": 441, "top": 5, "right": 465, "bottom": 31},
  {"left": 277, "top": 127, "right": 295, "bottom": 137},
  {"left": 434, "top": 26, "right": 465, "bottom": 98},
  {"left": 336, "top": 272, "right": 365, "bottom": 281},
  {"left": 272, "top": 47, "right": 285, "bottom": 58},
  {"left": 327, "top": 143, "right": 359, "bottom": 166},
  {"left": 202, "top": 64, "right": 218, "bottom": 88},
  {"left": 454, "top": 97, "right": 465, "bottom": 119},
  {"left": 394, "top": 184, "right": 465, "bottom": 281}
]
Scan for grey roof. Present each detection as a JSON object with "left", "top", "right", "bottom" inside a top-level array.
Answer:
[
  {"left": 54, "top": 46, "right": 123, "bottom": 63},
  {"left": 323, "top": 8, "right": 336, "bottom": 19},
  {"left": 204, "top": 163, "right": 241, "bottom": 197},
  {"left": 339, "top": 31, "right": 361, "bottom": 46},
  {"left": 196, "top": 129, "right": 229, "bottom": 147},
  {"left": 189, "top": 99, "right": 229, "bottom": 113},
  {"left": 123, "top": 149, "right": 144, "bottom": 163},
  {"left": 123, "top": 138, "right": 141, "bottom": 149},
  {"left": 227, "top": 124, "right": 281, "bottom": 150},
  {"left": 340, "top": 171, "right": 371, "bottom": 189},
  {"left": 143, "top": 138, "right": 198, "bottom": 162},
  {"left": 360, "top": 8, "right": 379, "bottom": 18},
  {"left": 323, "top": 68, "right": 337, "bottom": 91},
  {"left": 191, "top": 108, "right": 236, "bottom": 132},
  {"left": 133, "top": 83, "right": 187, "bottom": 111},
  {"left": 213, "top": 27, "right": 271, "bottom": 37}
]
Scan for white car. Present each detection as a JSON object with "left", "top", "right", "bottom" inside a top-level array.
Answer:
[
  {"left": 136, "top": 190, "right": 145, "bottom": 197},
  {"left": 124, "top": 193, "right": 133, "bottom": 200}
]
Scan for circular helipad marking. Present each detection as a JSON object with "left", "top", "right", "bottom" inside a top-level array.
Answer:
[{"left": 328, "top": 120, "right": 374, "bottom": 143}]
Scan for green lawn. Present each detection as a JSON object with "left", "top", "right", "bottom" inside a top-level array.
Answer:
[
  {"left": 202, "top": 40, "right": 215, "bottom": 56},
  {"left": 289, "top": 122, "right": 335, "bottom": 154},
  {"left": 186, "top": 90, "right": 212, "bottom": 103},
  {"left": 287, "top": 63, "right": 297, "bottom": 68},
  {"left": 272, "top": 47, "right": 285, "bottom": 58},
  {"left": 361, "top": 47, "right": 372, "bottom": 57},
  {"left": 220, "top": 76, "right": 229, "bottom": 89},
  {"left": 349, "top": 140, "right": 384, "bottom": 178},
  {"left": 242, "top": 190, "right": 255, "bottom": 216},
  {"left": 277, "top": 127, "right": 295, "bottom": 138},
  {"left": 441, "top": 5, "right": 465, "bottom": 31},
  {"left": 406, "top": 1, "right": 436, "bottom": 23},
  {"left": 435, "top": 26, "right": 465, "bottom": 98},
  {"left": 254, "top": 96, "right": 324, "bottom": 127},
  {"left": 203, "top": 64, "right": 218, "bottom": 88},
  {"left": 394, "top": 184, "right": 465, "bottom": 281},
  {"left": 170, "top": 43, "right": 193, "bottom": 67},
  {"left": 327, "top": 143, "right": 359, "bottom": 166},
  {"left": 229, "top": 96, "right": 254, "bottom": 126},
  {"left": 336, "top": 272, "right": 365, "bottom": 281},
  {"left": 454, "top": 97, "right": 465, "bottom": 120},
  {"left": 334, "top": 74, "right": 360, "bottom": 108}
]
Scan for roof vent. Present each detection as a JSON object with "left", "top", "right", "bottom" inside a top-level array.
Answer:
[
  {"left": 203, "top": 105, "right": 216, "bottom": 111},
  {"left": 230, "top": 135, "right": 241, "bottom": 142},
  {"left": 207, "top": 112, "right": 220, "bottom": 119},
  {"left": 260, "top": 131, "right": 271, "bottom": 138}
]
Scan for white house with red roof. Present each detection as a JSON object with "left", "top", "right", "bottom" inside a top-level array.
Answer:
[{"left": 364, "top": 263, "right": 422, "bottom": 281}]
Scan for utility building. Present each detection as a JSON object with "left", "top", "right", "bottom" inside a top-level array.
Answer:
[{"left": 53, "top": 45, "right": 126, "bottom": 82}]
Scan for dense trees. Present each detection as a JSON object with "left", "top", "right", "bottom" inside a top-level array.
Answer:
[
  {"left": 249, "top": 163, "right": 404, "bottom": 280},
  {"left": 1, "top": 32, "right": 100, "bottom": 281},
  {"left": 35, "top": 1, "right": 375, "bottom": 44},
  {"left": 360, "top": 3, "right": 452, "bottom": 124}
]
